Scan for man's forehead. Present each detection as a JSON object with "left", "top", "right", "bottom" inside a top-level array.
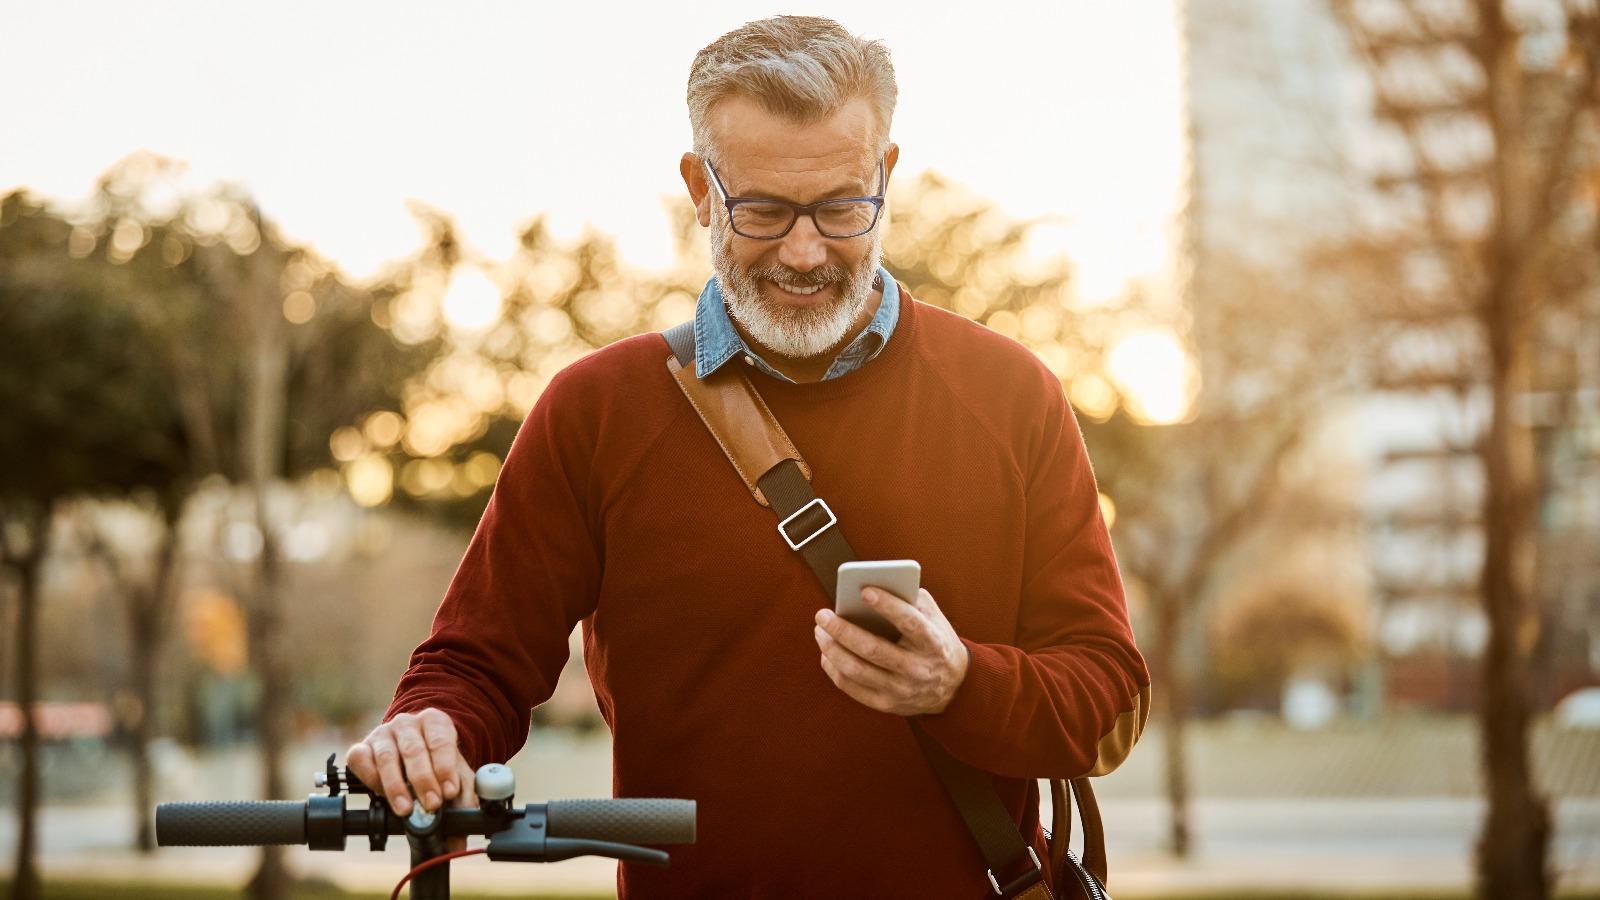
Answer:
[{"left": 707, "top": 95, "right": 879, "bottom": 188}]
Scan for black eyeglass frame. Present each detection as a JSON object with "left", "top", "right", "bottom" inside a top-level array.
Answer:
[{"left": 702, "top": 157, "right": 887, "bottom": 240}]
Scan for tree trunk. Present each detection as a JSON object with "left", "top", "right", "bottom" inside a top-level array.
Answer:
[
  {"left": 127, "top": 508, "right": 180, "bottom": 854},
  {"left": 9, "top": 507, "right": 52, "bottom": 900},
  {"left": 1476, "top": 247, "right": 1549, "bottom": 900},
  {"left": 1475, "top": 5, "right": 1550, "bottom": 895},
  {"left": 244, "top": 235, "right": 294, "bottom": 900},
  {"left": 1476, "top": 305, "right": 1548, "bottom": 899},
  {"left": 129, "top": 618, "right": 158, "bottom": 853},
  {"left": 246, "top": 520, "right": 292, "bottom": 900},
  {"left": 1153, "top": 589, "right": 1192, "bottom": 858}
]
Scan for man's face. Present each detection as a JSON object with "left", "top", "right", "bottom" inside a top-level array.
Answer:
[{"left": 690, "top": 96, "right": 898, "bottom": 360}]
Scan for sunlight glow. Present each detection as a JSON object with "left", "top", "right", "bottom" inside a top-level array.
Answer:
[
  {"left": 441, "top": 266, "right": 503, "bottom": 331},
  {"left": 344, "top": 454, "right": 393, "bottom": 507},
  {"left": 1106, "top": 328, "right": 1198, "bottom": 425},
  {"left": 1098, "top": 492, "right": 1118, "bottom": 530}
]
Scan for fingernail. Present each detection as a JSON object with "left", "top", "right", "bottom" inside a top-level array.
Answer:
[
  {"left": 863, "top": 589, "right": 879, "bottom": 604},
  {"left": 816, "top": 609, "right": 832, "bottom": 625},
  {"left": 442, "top": 781, "right": 457, "bottom": 798},
  {"left": 424, "top": 792, "right": 440, "bottom": 810},
  {"left": 814, "top": 625, "right": 827, "bottom": 642},
  {"left": 393, "top": 795, "right": 411, "bottom": 814}
]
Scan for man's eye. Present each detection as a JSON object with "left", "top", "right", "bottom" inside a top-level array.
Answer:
[{"left": 742, "top": 205, "right": 788, "bottom": 223}]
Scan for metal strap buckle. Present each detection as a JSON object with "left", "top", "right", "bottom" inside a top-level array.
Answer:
[
  {"left": 987, "top": 846, "right": 1042, "bottom": 896},
  {"left": 777, "top": 498, "right": 836, "bottom": 551}
]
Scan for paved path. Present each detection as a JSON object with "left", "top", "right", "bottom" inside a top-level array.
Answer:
[
  {"left": 8, "top": 796, "right": 1597, "bottom": 895},
  {"left": 6, "top": 725, "right": 1598, "bottom": 894}
]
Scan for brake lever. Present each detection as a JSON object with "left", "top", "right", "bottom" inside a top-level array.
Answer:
[
  {"left": 484, "top": 804, "right": 670, "bottom": 867},
  {"left": 543, "top": 838, "right": 670, "bottom": 866}
]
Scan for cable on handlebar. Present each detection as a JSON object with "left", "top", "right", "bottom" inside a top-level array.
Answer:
[{"left": 389, "top": 847, "right": 486, "bottom": 900}]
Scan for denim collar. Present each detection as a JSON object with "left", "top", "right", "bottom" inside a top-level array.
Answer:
[{"left": 693, "top": 265, "right": 900, "bottom": 383}]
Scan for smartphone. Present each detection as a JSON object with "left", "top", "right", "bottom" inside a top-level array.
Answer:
[{"left": 835, "top": 559, "right": 921, "bottom": 642}]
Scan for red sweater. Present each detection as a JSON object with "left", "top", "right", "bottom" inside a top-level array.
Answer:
[{"left": 387, "top": 295, "right": 1150, "bottom": 899}]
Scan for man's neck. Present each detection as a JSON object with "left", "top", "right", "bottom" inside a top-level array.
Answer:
[{"left": 733, "top": 284, "right": 883, "bottom": 384}]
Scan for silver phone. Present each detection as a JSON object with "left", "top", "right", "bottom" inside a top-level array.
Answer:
[{"left": 835, "top": 559, "right": 921, "bottom": 641}]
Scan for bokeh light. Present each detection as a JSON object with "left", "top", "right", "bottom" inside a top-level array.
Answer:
[
  {"left": 1106, "top": 328, "right": 1198, "bottom": 425},
  {"left": 441, "top": 265, "right": 503, "bottom": 331},
  {"left": 281, "top": 290, "right": 315, "bottom": 324},
  {"left": 344, "top": 454, "right": 393, "bottom": 507}
]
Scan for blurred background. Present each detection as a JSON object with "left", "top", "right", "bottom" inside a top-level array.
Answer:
[{"left": 1, "top": 1, "right": 1597, "bottom": 898}]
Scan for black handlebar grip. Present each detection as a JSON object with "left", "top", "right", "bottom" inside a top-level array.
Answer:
[
  {"left": 156, "top": 801, "right": 307, "bottom": 846},
  {"left": 546, "top": 799, "right": 696, "bottom": 845}
]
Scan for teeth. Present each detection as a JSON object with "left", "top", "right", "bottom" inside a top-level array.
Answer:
[{"left": 775, "top": 282, "right": 823, "bottom": 296}]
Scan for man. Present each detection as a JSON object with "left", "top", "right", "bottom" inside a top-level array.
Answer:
[{"left": 350, "top": 16, "right": 1149, "bottom": 899}]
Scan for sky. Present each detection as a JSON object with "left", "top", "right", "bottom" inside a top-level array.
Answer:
[{"left": 1, "top": 0, "right": 1185, "bottom": 302}]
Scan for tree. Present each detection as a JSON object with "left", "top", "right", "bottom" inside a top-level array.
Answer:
[
  {"left": 1087, "top": 245, "right": 1370, "bottom": 856},
  {"left": 1329, "top": 2, "right": 1599, "bottom": 895},
  {"left": 7, "top": 151, "right": 438, "bottom": 898},
  {"left": 0, "top": 189, "right": 189, "bottom": 900},
  {"left": 169, "top": 192, "right": 432, "bottom": 900}
]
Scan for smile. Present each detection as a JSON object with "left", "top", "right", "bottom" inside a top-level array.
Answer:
[{"left": 774, "top": 281, "right": 825, "bottom": 296}]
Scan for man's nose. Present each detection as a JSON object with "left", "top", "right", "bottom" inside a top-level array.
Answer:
[{"left": 776, "top": 213, "right": 828, "bottom": 272}]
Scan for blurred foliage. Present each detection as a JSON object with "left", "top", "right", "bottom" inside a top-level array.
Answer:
[
  {"left": 0, "top": 192, "right": 189, "bottom": 509},
  {"left": 2, "top": 153, "right": 438, "bottom": 492}
]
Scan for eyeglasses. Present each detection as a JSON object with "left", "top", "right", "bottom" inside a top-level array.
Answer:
[{"left": 703, "top": 157, "right": 886, "bottom": 240}]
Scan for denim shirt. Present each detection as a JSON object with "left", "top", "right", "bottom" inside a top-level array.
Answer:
[{"left": 692, "top": 266, "right": 901, "bottom": 382}]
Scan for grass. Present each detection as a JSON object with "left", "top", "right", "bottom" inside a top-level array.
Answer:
[{"left": 7, "top": 881, "right": 1599, "bottom": 900}]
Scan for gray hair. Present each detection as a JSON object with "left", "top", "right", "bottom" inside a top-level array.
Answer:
[{"left": 687, "top": 16, "right": 897, "bottom": 167}]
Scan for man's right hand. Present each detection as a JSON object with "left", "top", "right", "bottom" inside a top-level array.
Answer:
[{"left": 347, "top": 708, "right": 477, "bottom": 817}]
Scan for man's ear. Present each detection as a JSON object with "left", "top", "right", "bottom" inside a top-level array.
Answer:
[
  {"left": 882, "top": 143, "right": 901, "bottom": 188},
  {"left": 680, "top": 153, "right": 712, "bottom": 227}
]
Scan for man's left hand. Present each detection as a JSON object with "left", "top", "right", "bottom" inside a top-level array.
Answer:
[{"left": 813, "top": 587, "right": 970, "bottom": 716}]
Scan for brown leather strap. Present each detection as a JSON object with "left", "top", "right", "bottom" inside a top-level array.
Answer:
[
  {"left": 666, "top": 355, "right": 810, "bottom": 507},
  {"left": 1049, "top": 779, "right": 1070, "bottom": 877},
  {"left": 1013, "top": 880, "right": 1056, "bottom": 900},
  {"left": 1046, "top": 777, "right": 1111, "bottom": 896},
  {"left": 1072, "top": 777, "right": 1108, "bottom": 886}
]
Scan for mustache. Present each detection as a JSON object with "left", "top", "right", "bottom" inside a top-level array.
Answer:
[{"left": 747, "top": 264, "right": 851, "bottom": 287}]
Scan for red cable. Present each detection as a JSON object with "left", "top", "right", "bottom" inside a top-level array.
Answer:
[{"left": 389, "top": 847, "right": 486, "bottom": 900}]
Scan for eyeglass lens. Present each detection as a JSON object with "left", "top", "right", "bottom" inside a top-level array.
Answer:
[{"left": 731, "top": 200, "right": 879, "bottom": 239}]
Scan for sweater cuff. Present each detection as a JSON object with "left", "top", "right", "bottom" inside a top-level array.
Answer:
[{"left": 915, "top": 637, "right": 1010, "bottom": 762}]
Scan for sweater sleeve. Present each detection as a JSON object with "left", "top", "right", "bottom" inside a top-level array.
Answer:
[
  {"left": 382, "top": 370, "right": 603, "bottom": 768},
  {"left": 915, "top": 370, "right": 1150, "bottom": 780}
]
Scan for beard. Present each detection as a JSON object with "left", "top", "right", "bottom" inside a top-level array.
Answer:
[{"left": 711, "top": 216, "right": 883, "bottom": 360}]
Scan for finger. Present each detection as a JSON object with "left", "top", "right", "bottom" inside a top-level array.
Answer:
[
  {"left": 418, "top": 709, "right": 461, "bottom": 801},
  {"left": 914, "top": 588, "right": 950, "bottom": 624},
  {"left": 444, "top": 757, "right": 479, "bottom": 853},
  {"left": 391, "top": 717, "right": 445, "bottom": 813},
  {"left": 366, "top": 729, "right": 414, "bottom": 816},
  {"left": 863, "top": 588, "right": 936, "bottom": 646},
  {"left": 346, "top": 741, "right": 380, "bottom": 795},
  {"left": 817, "top": 607, "right": 919, "bottom": 674},
  {"left": 453, "top": 756, "right": 479, "bottom": 807},
  {"left": 820, "top": 652, "right": 893, "bottom": 712},
  {"left": 816, "top": 626, "right": 901, "bottom": 694}
]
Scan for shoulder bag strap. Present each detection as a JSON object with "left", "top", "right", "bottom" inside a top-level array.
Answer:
[{"left": 661, "top": 309, "right": 1096, "bottom": 899}]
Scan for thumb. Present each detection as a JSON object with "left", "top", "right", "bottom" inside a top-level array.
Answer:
[
  {"left": 445, "top": 757, "right": 479, "bottom": 853},
  {"left": 452, "top": 757, "right": 479, "bottom": 808}
]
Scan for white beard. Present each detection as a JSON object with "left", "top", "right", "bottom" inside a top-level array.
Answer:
[{"left": 711, "top": 216, "right": 883, "bottom": 360}]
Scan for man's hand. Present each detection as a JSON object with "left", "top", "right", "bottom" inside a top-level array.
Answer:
[
  {"left": 813, "top": 587, "right": 970, "bottom": 716},
  {"left": 346, "top": 708, "right": 477, "bottom": 820}
]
